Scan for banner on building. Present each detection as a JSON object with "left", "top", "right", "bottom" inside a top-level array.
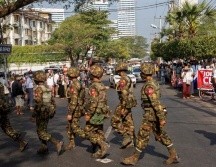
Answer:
[{"left": 197, "top": 69, "right": 213, "bottom": 90}]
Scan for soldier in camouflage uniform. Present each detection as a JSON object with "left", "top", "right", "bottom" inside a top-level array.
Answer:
[
  {"left": 111, "top": 62, "right": 137, "bottom": 148},
  {"left": 32, "top": 71, "right": 63, "bottom": 155},
  {"left": 0, "top": 82, "right": 28, "bottom": 152},
  {"left": 122, "top": 62, "right": 179, "bottom": 165},
  {"left": 66, "top": 67, "right": 86, "bottom": 150},
  {"left": 84, "top": 64, "right": 110, "bottom": 158}
]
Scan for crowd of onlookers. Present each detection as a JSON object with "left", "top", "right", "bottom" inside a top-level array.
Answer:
[
  {"left": 0, "top": 64, "right": 91, "bottom": 116},
  {"left": 156, "top": 58, "right": 216, "bottom": 99}
]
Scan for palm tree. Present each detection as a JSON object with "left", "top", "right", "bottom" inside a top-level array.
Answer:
[{"left": 165, "top": 0, "right": 216, "bottom": 39}]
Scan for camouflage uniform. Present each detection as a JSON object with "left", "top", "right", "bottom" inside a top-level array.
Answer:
[
  {"left": 111, "top": 62, "right": 137, "bottom": 148},
  {"left": 66, "top": 67, "right": 86, "bottom": 150},
  {"left": 84, "top": 64, "right": 110, "bottom": 158},
  {"left": 0, "top": 82, "right": 28, "bottom": 152},
  {"left": 122, "top": 63, "right": 179, "bottom": 165},
  {"left": 32, "top": 71, "right": 63, "bottom": 155}
]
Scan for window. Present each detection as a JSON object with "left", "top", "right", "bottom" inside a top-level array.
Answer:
[
  {"left": 32, "top": 21, "right": 36, "bottom": 27},
  {"left": 14, "top": 39, "right": 19, "bottom": 45},
  {"left": 40, "top": 22, "right": 43, "bottom": 28},
  {"left": 14, "top": 15, "right": 19, "bottom": 22},
  {"left": 14, "top": 27, "right": 19, "bottom": 34}
]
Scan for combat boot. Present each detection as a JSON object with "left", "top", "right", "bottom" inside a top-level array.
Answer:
[
  {"left": 50, "top": 137, "right": 64, "bottom": 155},
  {"left": 18, "top": 139, "right": 28, "bottom": 152},
  {"left": 120, "top": 135, "right": 133, "bottom": 149},
  {"left": 165, "top": 146, "right": 180, "bottom": 165},
  {"left": 37, "top": 145, "right": 49, "bottom": 155},
  {"left": 93, "top": 141, "right": 108, "bottom": 159},
  {"left": 66, "top": 140, "right": 75, "bottom": 150},
  {"left": 121, "top": 149, "right": 141, "bottom": 165}
]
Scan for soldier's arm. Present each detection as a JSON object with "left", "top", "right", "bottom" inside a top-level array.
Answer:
[
  {"left": 144, "top": 84, "right": 167, "bottom": 122},
  {"left": 68, "top": 84, "right": 79, "bottom": 116},
  {"left": 85, "top": 86, "right": 99, "bottom": 116},
  {"left": 32, "top": 87, "right": 43, "bottom": 117},
  {"left": 118, "top": 78, "right": 129, "bottom": 107}
]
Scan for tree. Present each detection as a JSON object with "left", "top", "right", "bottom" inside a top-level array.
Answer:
[
  {"left": 164, "top": 1, "right": 216, "bottom": 40},
  {"left": 0, "top": 0, "right": 117, "bottom": 18},
  {"left": 49, "top": 10, "right": 114, "bottom": 65}
]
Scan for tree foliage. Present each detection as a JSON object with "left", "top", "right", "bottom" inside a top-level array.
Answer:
[
  {"left": 164, "top": 1, "right": 216, "bottom": 40},
  {"left": 8, "top": 44, "right": 67, "bottom": 63},
  {"left": 151, "top": 36, "right": 216, "bottom": 61},
  {"left": 49, "top": 10, "right": 114, "bottom": 65}
]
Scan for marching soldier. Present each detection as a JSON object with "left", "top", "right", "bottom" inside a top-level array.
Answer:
[
  {"left": 32, "top": 71, "right": 63, "bottom": 155},
  {"left": 122, "top": 62, "right": 179, "bottom": 165},
  {"left": 111, "top": 62, "right": 137, "bottom": 148},
  {"left": 66, "top": 67, "right": 86, "bottom": 150},
  {"left": 84, "top": 64, "right": 110, "bottom": 158},
  {"left": 0, "top": 82, "right": 28, "bottom": 152}
]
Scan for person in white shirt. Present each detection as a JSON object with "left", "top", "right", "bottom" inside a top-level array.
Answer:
[
  {"left": 25, "top": 73, "right": 34, "bottom": 110},
  {"left": 181, "top": 65, "right": 194, "bottom": 99},
  {"left": 46, "top": 73, "right": 54, "bottom": 95},
  {"left": 53, "top": 72, "right": 59, "bottom": 97}
]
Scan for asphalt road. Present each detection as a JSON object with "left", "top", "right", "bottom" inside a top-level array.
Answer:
[{"left": 1, "top": 75, "right": 216, "bottom": 167}]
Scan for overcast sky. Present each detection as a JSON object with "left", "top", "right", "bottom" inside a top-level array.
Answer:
[{"left": 35, "top": 0, "right": 215, "bottom": 44}]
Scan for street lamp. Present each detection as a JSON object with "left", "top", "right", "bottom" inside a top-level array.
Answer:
[{"left": 150, "top": 23, "right": 162, "bottom": 43}]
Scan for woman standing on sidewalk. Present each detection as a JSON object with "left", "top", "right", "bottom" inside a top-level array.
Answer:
[{"left": 181, "top": 65, "right": 194, "bottom": 99}]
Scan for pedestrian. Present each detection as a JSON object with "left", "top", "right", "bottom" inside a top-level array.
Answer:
[
  {"left": 25, "top": 72, "right": 34, "bottom": 111},
  {"left": 12, "top": 75, "right": 25, "bottom": 115},
  {"left": 66, "top": 67, "right": 86, "bottom": 150},
  {"left": 122, "top": 62, "right": 179, "bottom": 165},
  {"left": 181, "top": 65, "right": 193, "bottom": 99},
  {"left": 111, "top": 62, "right": 137, "bottom": 149},
  {"left": 0, "top": 82, "right": 28, "bottom": 152},
  {"left": 57, "top": 74, "right": 65, "bottom": 98},
  {"left": 84, "top": 64, "right": 110, "bottom": 158},
  {"left": 31, "top": 71, "right": 63, "bottom": 155},
  {"left": 53, "top": 71, "right": 59, "bottom": 97}
]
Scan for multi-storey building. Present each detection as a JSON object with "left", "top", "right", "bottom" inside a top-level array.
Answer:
[
  {"left": 117, "top": 0, "right": 136, "bottom": 37},
  {"left": 82, "top": 0, "right": 109, "bottom": 11},
  {"left": 3, "top": 9, "right": 52, "bottom": 46},
  {"left": 169, "top": 0, "right": 198, "bottom": 10},
  {"left": 33, "top": 8, "right": 65, "bottom": 31}
]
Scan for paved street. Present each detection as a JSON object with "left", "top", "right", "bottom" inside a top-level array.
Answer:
[{"left": 1, "top": 76, "right": 216, "bottom": 167}]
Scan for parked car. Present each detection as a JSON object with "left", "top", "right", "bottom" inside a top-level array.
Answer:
[
  {"left": 109, "top": 71, "right": 136, "bottom": 88},
  {"left": 131, "top": 66, "right": 143, "bottom": 82},
  {"left": 106, "top": 65, "right": 114, "bottom": 75}
]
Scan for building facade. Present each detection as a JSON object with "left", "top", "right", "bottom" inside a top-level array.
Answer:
[
  {"left": 33, "top": 8, "right": 65, "bottom": 31},
  {"left": 3, "top": 9, "right": 52, "bottom": 46},
  {"left": 169, "top": 0, "right": 198, "bottom": 10},
  {"left": 117, "top": 0, "right": 136, "bottom": 37},
  {"left": 82, "top": 0, "right": 109, "bottom": 11}
]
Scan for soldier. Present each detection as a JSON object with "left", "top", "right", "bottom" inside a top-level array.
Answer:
[
  {"left": 84, "top": 64, "right": 110, "bottom": 158},
  {"left": 0, "top": 82, "right": 28, "bottom": 152},
  {"left": 32, "top": 71, "right": 63, "bottom": 155},
  {"left": 66, "top": 67, "right": 86, "bottom": 150},
  {"left": 122, "top": 62, "right": 179, "bottom": 165},
  {"left": 111, "top": 62, "right": 137, "bottom": 148}
]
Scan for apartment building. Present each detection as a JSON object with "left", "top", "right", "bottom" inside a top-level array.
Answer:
[
  {"left": 117, "top": 0, "right": 136, "bottom": 37},
  {"left": 2, "top": 9, "right": 52, "bottom": 46}
]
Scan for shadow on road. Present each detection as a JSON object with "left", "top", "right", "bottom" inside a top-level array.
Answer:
[{"left": 194, "top": 130, "right": 216, "bottom": 145}]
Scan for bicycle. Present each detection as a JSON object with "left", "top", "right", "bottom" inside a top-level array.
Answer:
[{"left": 198, "top": 85, "right": 216, "bottom": 101}]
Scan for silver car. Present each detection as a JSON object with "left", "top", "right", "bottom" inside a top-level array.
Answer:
[{"left": 132, "top": 67, "right": 143, "bottom": 82}]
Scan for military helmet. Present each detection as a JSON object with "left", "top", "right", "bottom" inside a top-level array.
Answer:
[
  {"left": 67, "top": 67, "right": 80, "bottom": 78},
  {"left": 33, "top": 70, "right": 46, "bottom": 82},
  {"left": 140, "top": 62, "right": 155, "bottom": 75},
  {"left": 90, "top": 64, "right": 104, "bottom": 78},
  {"left": 115, "top": 62, "right": 128, "bottom": 72}
]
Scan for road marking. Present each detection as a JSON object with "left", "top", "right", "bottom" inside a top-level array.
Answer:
[
  {"left": 96, "top": 158, "right": 113, "bottom": 163},
  {"left": 105, "top": 126, "right": 112, "bottom": 140}
]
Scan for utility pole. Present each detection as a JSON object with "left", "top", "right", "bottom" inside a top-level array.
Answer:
[{"left": 154, "top": 16, "right": 163, "bottom": 43}]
